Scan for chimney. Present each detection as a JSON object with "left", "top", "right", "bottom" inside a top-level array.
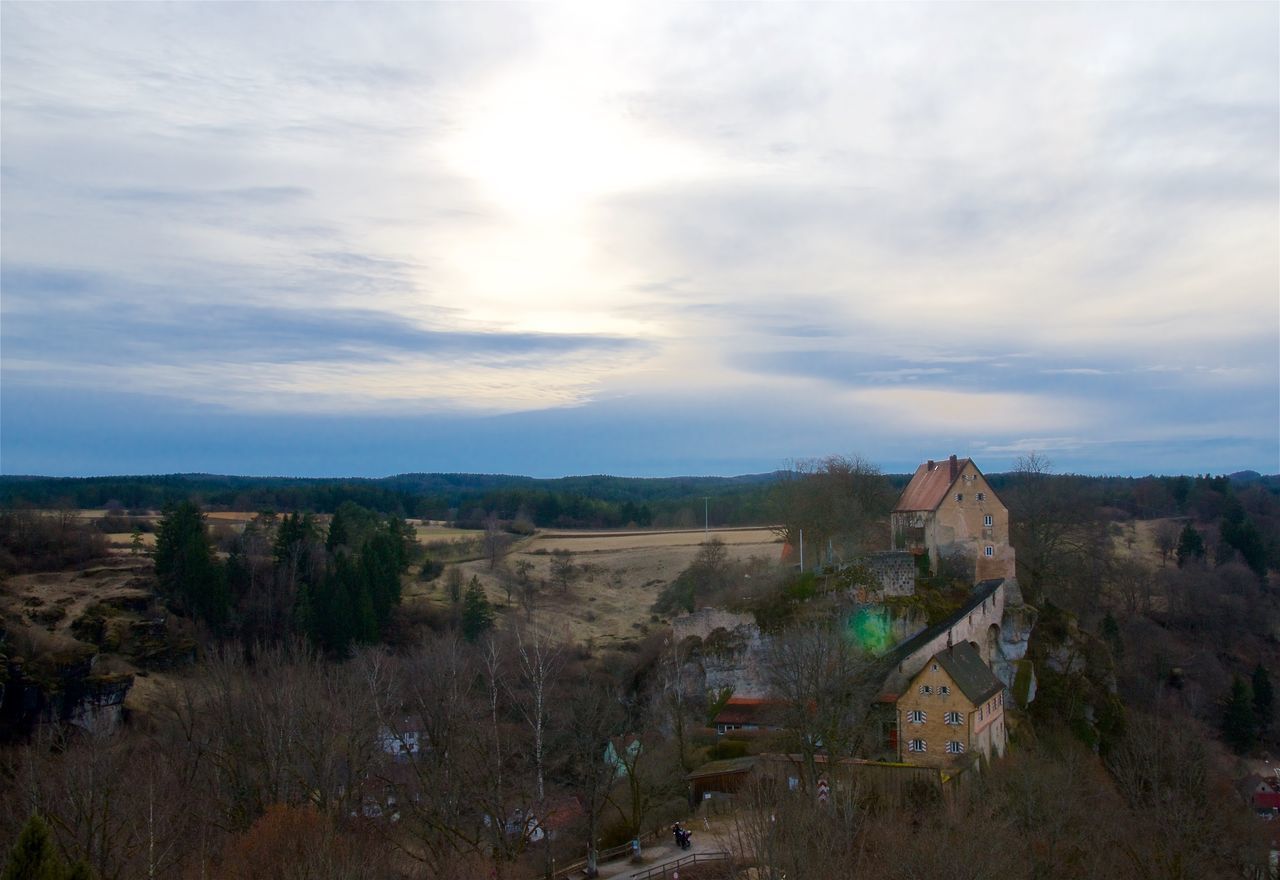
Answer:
[
  {"left": 926, "top": 459, "right": 935, "bottom": 471},
  {"left": 949, "top": 454, "right": 958, "bottom": 479}
]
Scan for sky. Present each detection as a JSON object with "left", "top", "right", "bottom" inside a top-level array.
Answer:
[{"left": 2, "top": 2, "right": 1277, "bottom": 478}]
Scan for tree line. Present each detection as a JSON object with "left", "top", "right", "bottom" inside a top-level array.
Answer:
[{"left": 154, "top": 500, "right": 415, "bottom": 654}]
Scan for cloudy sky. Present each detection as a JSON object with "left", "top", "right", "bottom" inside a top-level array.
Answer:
[{"left": 2, "top": 2, "right": 1276, "bottom": 478}]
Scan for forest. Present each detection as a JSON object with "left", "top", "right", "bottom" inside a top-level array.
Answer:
[{"left": 1, "top": 458, "right": 1279, "bottom": 879}]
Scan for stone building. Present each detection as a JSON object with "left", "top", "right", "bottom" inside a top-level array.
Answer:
[
  {"left": 891, "top": 641, "right": 1007, "bottom": 769},
  {"left": 891, "top": 454, "right": 1015, "bottom": 584}
]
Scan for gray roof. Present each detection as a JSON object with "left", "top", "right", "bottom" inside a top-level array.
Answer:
[
  {"left": 933, "top": 641, "right": 1003, "bottom": 705},
  {"left": 877, "top": 578, "right": 1004, "bottom": 700}
]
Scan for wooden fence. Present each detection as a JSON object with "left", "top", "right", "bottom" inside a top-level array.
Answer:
[{"left": 631, "top": 851, "right": 731, "bottom": 880}]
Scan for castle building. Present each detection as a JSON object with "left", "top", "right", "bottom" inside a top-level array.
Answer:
[
  {"left": 891, "top": 454, "right": 1015, "bottom": 583},
  {"left": 892, "top": 641, "right": 1007, "bottom": 768}
]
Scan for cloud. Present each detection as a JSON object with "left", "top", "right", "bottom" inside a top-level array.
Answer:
[{"left": 1, "top": 2, "right": 1276, "bottom": 474}]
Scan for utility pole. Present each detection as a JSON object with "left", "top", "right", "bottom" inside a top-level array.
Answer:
[{"left": 703, "top": 497, "right": 709, "bottom": 536}]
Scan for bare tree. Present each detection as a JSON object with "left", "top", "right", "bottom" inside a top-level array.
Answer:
[
  {"left": 483, "top": 513, "right": 513, "bottom": 571},
  {"left": 549, "top": 549, "right": 579, "bottom": 594},
  {"left": 1005, "top": 452, "right": 1098, "bottom": 606},
  {"left": 563, "top": 679, "right": 624, "bottom": 877},
  {"left": 770, "top": 455, "right": 892, "bottom": 568},
  {"left": 1154, "top": 520, "right": 1181, "bottom": 568},
  {"left": 766, "top": 623, "right": 882, "bottom": 790},
  {"left": 508, "top": 620, "right": 566, "bottom": 878}
]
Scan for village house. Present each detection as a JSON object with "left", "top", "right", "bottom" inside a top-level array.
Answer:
[
  {"left": 712, "top": 697, "right": 784, "bottom": 736},
  {"left": 891, "top": 454, "right": 1015, "bottom": 583}
]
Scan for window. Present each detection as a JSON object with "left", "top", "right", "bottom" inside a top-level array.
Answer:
[
  {"left": 984, "top": 514, "right": 993, "bottom": 527},
  {"left": 908, "top": 739, "right": 926, "bottom": 753},
  {"left": 945, "top": 741, "right": 965, "bottom": 754},
  {"left": 919, "top": 684, "right": 932, "bottom": 695},
  {"left": 939, "top": 685, "right": 951, "bottom": 696},
  {"left": 976, "top": 492, "right": 986, "bottom": 501},
  {"left": 984, "top": 545, "right": 994, "bottom": 557},
  {"left": 907, "top": 710, "right": 926, "bottom": 724},
  {"left": 955, "top": 493, "right": 963, "bottom": 502},
  {"left": 944, "top": 711, "right": 964, "bottom": 725},
  {"left": 978, "top": 707, "right": 983, "bottom": 720},
  {"left": 932, "top": 663, "right": 939, "bottom": 672}
]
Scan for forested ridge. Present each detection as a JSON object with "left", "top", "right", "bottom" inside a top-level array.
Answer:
[{"left": 2, "top": 469, "right": 1275, "bottom": 529}]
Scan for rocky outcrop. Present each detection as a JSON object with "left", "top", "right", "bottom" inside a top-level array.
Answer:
[
  {"left": 0, "top": 648, "right": 134, "bottom": 737},
  {"left": 994, "top": 594, "right": 1037, "bottom": 694}
]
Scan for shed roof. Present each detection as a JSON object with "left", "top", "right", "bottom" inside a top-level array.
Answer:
[
  {"left": 893, "top": 455, "right": 971, "bottom": 512},
  {"left": 714, "top": 699, "right": 784, "bottom": 727},
  {"left": 932, "top": 641, "right": 1004, "bottom": 704},
  {"left": 685, "top": 756, "right": 759, "bottom": 781}
]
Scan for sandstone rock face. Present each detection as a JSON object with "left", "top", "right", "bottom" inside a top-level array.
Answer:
[
  {"left": 994, "top": 595, "right": 1038, "bottom": 692},
  {"left": 65, "top": 674, "right": 132, "bottom": 735},
  {"left": 0, "top": 652, "right": 133, "bottom": 737}
]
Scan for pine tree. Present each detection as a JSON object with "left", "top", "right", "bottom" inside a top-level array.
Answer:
[
  {"left": 3, "top": 814, "right": 67, "bottom": 880},
  {"left": 325, "top": 507, "right": 349, "bottom": 554},
  {"left": 63, "top": 863, "right": 92, "bottom": 880},
  {"left": 1175, "top": 523, "right": 1205, "bottom": 567},
  {"left": 1253, "top": 664, "right": 1274, "bottom": 732},
  {"left": 153, "top": 501, "right": 228, "bottom": 630},
  {"left": 1100, "top": 612, "right": 1123, "bottom": 660},
  {"left": 1223, "top": 675, "right": 1257, "bottom": 753},
  {"left": 462, "top": 579, "right": 494, "bottom": 642}
]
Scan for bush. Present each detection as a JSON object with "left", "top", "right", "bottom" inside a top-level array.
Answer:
[{"left": 707, "top": 739, "right": 749, "bottom": 760}]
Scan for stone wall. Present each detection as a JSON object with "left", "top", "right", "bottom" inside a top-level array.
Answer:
[{"left": 864, "top": 551, "right": 916, "bottom": 596}]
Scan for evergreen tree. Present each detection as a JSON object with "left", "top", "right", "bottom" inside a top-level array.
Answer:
[
  {"left": 1175, "top": 523, "right": 1205, "bottom": 567},
  {"left": 325, "top": 507, "right": 350, "bottom": 554},
  {"left": 461, "top": 579, "right": 494, "bottom": 642},
  {"left": 63, "top": 863, "right": 92, "bottom": 880},
  {"left": 3, "top": 814, "right": 68, "bottom": 880},
  {"left": 1254, "top": 664, "right": 1274, "bottom": 732},
  {"left": 1221, "top": 500, "right": 1268, "bottom": 578},
  {"left": 1223, "top": 675, "right": 1257, "bottom": 753},
  {"left": 153, "top": 501, "right": 229, "bottom": 630},
  {"left": 1100, "top": 612, "right": 1123, "bottom": 660},
  {"left": 294, "top": 580, "right": 316, "bottom": 644}
]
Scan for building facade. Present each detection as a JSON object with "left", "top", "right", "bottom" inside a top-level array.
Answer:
[
  {"left": 891, "top": 454, "right": 1015, "bottom": 583},
  {"left": 893, "top": 642, "right": 1007, "bottom": 769}
]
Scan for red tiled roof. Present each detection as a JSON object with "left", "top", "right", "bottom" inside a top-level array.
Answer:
[
  {"left": 714, "top": 699, "right": 783, "bottom": 726},
  {"left": 1256, "top": 792, "right": 1280, "bottom": 810},
  {"left": 893, "top": 455, "right": 970, "bottom": 512}
]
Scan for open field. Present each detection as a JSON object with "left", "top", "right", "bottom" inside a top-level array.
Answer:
[{"left": 406, "top": 526, "right": 783, "bottom": 648}]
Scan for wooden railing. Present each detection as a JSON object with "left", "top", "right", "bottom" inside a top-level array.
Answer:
[
  {"left": 630, "top": 851, "right": 731, "bottom": 880},
  {"left": 550, "top": 828, "right": 665, "bottom": 880}
]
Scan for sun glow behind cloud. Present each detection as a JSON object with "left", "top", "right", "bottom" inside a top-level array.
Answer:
[{"left": 1, "top": 2, "right": 1276, "bottom": 475}]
